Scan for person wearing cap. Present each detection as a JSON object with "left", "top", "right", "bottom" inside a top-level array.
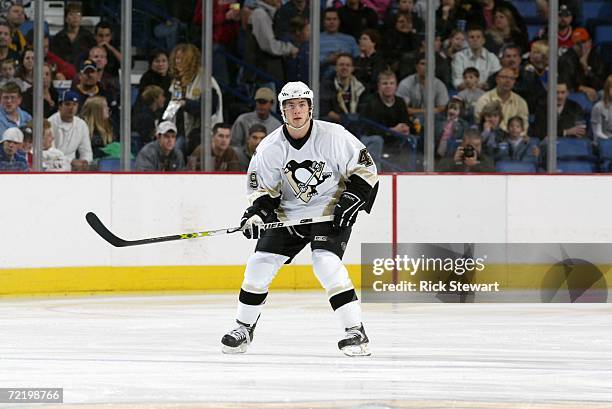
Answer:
[
  {"left": 559, "top": 27, "right": 607, "bottom": 102},
  {"left": 533, "top": 4, "right": 578, "bottom": 56},
  {"left": 0, "top": 82, "right": 31, "bottom": 137},
  {"left": 48, "top": 89, "right": 93, "bottom": 171},
  {"left": 0, "top": 127, "right": 28, "bottom": 171},
  {"left": 230, "top": 87, "right": 281, "bottom": 147},
  {"left": 135, "top": 120, "right": 185, "bottom": 171},
  {"left": 72, "top": 59, "right": 111, "bottom": 110}
]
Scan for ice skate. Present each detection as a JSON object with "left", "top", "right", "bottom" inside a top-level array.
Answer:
[
  {"left": 221, "top": 319, "right": 257, "bottom": 354},
  {"left": 338, "top": 323, "right": 371, "bottom": 357}
]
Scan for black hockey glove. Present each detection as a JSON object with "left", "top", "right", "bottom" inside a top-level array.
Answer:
[
  {"left": 240, "top": 206, "right": 277, "bottom": 239},
  {"left": 333, "top": 191, "right": 365, "bottom": 228}
]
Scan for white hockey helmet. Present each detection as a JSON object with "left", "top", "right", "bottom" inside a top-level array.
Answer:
[{"left": 278, "top": 81, "right": 314, "bottom": 126}]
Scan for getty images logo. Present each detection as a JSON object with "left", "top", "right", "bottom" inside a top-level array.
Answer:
[{"left": 371, "top": 254, "right": 487, "bottom": 276}]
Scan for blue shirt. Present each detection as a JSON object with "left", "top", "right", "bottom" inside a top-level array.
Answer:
[
  {"left": 319, "top": 32, "right": 360, "bottom": 62},
  {"left": 0, "top": 143, "right": 28, "bottom": 171},
  {"left": 0, "top": 107, "right": 32, "bottom": 136}
]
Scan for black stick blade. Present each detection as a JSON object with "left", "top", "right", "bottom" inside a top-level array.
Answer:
[{"left": 86, "top": 212, "right": 131, "bottom": 247}]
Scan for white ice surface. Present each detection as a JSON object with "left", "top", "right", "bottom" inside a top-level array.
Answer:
[{"left": 0, "top": 292, "right": 611, "bottom": 408}]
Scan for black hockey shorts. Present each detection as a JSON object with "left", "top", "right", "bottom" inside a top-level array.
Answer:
[{"left": 255, "top": 222, "right": 352, "bottom": 262}]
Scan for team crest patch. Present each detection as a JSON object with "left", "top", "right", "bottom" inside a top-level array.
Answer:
[
  {"left": 284, "top": 160, "right": 332, "bottom": 203},
  {"left": 358, "top": 148, "right": 374, "bottom": 167},
  {"left": 249, "top": 171, "right": 258, "bottom": 189}
]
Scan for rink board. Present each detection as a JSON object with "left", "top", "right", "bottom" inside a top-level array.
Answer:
[{"left": 1, "top": 174, "right": 612, "bottom": 296}]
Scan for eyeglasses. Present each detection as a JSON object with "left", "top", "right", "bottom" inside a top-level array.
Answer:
[{"left": 1, "top": 95, "right": 19, "bottom": 101}]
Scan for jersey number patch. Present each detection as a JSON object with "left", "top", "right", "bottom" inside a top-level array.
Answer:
[{"left": 358, "top": 148, "right": 374, "bottom": 167}]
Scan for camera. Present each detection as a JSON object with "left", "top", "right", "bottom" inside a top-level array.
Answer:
[{"left": 463, "top": 145, "right": 475, "bottom": 158}]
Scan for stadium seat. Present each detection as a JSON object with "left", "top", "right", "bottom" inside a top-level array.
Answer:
[
  {"left": 495, "top": 161, "right": 537, "bottom": 173},
  {"left": 597, "top": 138, "right": 612, "bottom": 172},
  {"left": 97, "top": 158, "right": 136, "bottom": 172},
  {"left": 597, "top": 42, "right": 612, "bottom": 67},
  {"left": 557, "top": 160, "right": 596, "bottom": 173},
  {"left": 514, "top": 1, "right": 539, "bottom": 21},
  {"left": 556, "top": 138, "right": 594, "bottom": 161},
  {"left": 595, "top": 25, "right": 612, "bottom": 44},
  {"left": 584, "top": 1, "right": 608, "bottom": 22}
]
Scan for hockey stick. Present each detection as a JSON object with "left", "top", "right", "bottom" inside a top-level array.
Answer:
[{"left": 85, "top": 212, "right": 333, "bottom": 248}]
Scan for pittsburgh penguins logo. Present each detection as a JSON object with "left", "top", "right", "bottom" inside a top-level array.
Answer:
[{"left": 284, "top": 160, "right": 332, "bottom": 203}]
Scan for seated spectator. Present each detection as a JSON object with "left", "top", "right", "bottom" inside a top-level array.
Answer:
[
  {"left": 559, "top": 28, "right": 607, "bottom": 102},
  {"left": 534, "top": 5, "right": 576, "bottom": 57},
  {"left": 435, "top": 126, "right": 495, "bottom": 172},
  {"left": 93, "top": 22, "right": 121, "bottom": 77},
  {"left": 72, "top": 59, "right": 118, "bottom": 120},
  {"left": 592, "top": 75, "right": 612, "bottom": 142},
  {"left": 0, "top": 22, "right": 20, "bottom": 66},
  {"left": 358, "top": 69, "right": 413, "bottom": 171},
  {"left": 0, "top": 127, "right": 27, "bottom": 171},
  {"left": 190, "top": 123, "right": 241, "bottom": 172},
  {"left": 137, "top": 49, "right": 171, "bottom": 103},
  {"left": 444, "top": 29, "right": 466, "bottom": 62},
  {"left": 474, "top": 67, "right": 529, "bottom": 133},
  {"left": 21, "top": 63, "right": 58, "bottom": 118},
  {"left": 236, "top": 123, "right": 267, "bottom": 171},
  {"left": 273, "top": 0, "right": 309, "bottom": 42},
  {"left": 338, "top": 0, "right": 379, "bottom": 40},
  {"left": 457, "top": 67, "right": 484, "bottom": 121},
  {"left": 41, "top": 119, "right": 70, "bottom": 171},
  {"left": 50, "top": 2, "right": 96, "bottom": 67},
  {"left": 0, "top": 82, "right": 31, "bottom": 136},
  {"left": 135, "top": 121, "right": 184, "bottom": 172},
  {"left": 436, "top": 0, "right": 461, "bottom": 39},
  {"left": 132, "top": 85, "right": 166, "bottom": 146},
  {"left": 381, "top": 11, "right": 420, "bottom": 70},
  {"left": 244, "top": 0, "right": 298, "bottom": 83},
  {"left": 436, "top": 98, "right": 469, "bottom": 158},
  {"left": 484, "top": 7, "right": 528, "bottom": 57},
  {"left": 452, "top": 26, "right": 501, "bottom": 90},
  {"left": 457, "top": 0, "right": 527, "bottom": 35},
  {"left": 285, "top": 15, "right": 310, "bottom": 83},
  {"left": 48, "top": 90, "right": 92, "bottom": 170},
  {"left": 0, "top": 59, "right": 27, "bottom": 91},
  {"left": 80, "top": 96, "right": 116, "bottom": 160},
  {"left": 320, "top": 53, "right": 367, "bottom": 128},
  {"left": 16, "top": 49, "right": 34, "bottom": 90},
  {"left": 6, "top": 4, "right": 27, "bottom": 55},
  {"left": 363, "top": 0, "right": 392, "bottom": 22},
  {"left": 479, "top": 101, "right": 507, "bottom": 158},
  {"left": 524, "top": 40, "right": 549, "bottom": 93},
  {"left": 319, "top": 8, "right": 360, "bottom": 79},
  {"left": 497, "top": 115, "right": 540, "bottom": 163},
  {"left": 86, "top": 46, "right": 120, "bottom": 106},
  {"left": 533, "top": 82, "right": 586, "bottom": 140},
  {"left": 26, "top": 31, "right": 76, "bottom": 80},
  {"left": 397, "top": 35, "right": 452, "bottom": 89},
  {"left": 353, "top": 28, "right": 386, "bottom": 95},
  {"left": 396, "top": 53, "right": 449, "bottom": 118},
  {"left": 385, "top": 0, "right": 425, "bottom": 34},
  {"left": 231, "top": 87, "right": 281, "bottom": 147},
  {"left": 18, "top": 123, "right": 32, "bottom": 168}
]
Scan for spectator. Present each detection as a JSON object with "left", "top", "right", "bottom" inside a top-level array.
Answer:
[
  {"left": 18, "top": 123, "right": 32, "bottom": 168},
  {"left": 533, "top": 82, "right": 586, "bottom": 140},
  {"left": 0, "top": 22, "right": 20, "bottom": 66},
  {"left": 488, "top": 44, "right": 545, "bottom": 114},
  {"left": 358, "top": 69, "right": 413, "bottom": 171},
  {"left": 436, "top": 0, "right": 460, "bottom": 39},
  {"left": 0, "top": 82, "right": 31, "bottom": 136},
  {"left": 273, "top": 0, "right": 309, "bottom": 41},
  {"left": 436, "top": 98, "right": 469, "bottom": 158},
  {"left": 397, "top": 35, "right": 452, "bottom": 88},
  {"left": 524, "top": 40, "right": 549, "bottom": 93},
  {"left": 285, "top": 15, "right": 310, "bottom": 83},
  {"left": 48, "top": 90, "right": 92, "bottom": 170},
  {"left": 385, "top": 0, "right": 425, "bottom": 34},
  {"left": 133, "top": 85, "right": 166, "bottom": 146},
  {"left": 50, "top": 2, "right": 96, "bottom": 67},
  {"left": 0, "top": 127, "right": 27, "bottom": 171},
  {"left": 457, "top": 67, "right": 485, "bottom": 121},
  {"left": 497, "top": 116, "right": 539, "bottom": 163},
  {"left": 93, "top": 22, "right": 121, "bottom": 77},
  {"left": 559, "top": 28, "right": 607, "bottom": 102},
  {"left": 456, "top": 0, "right": 527, "bottom": 35},
  {"left": 396, "top": 53, "right": 449, "bottom": 118},
  {"left": 479, "top": 101, "right": 508, "bottom": 158},
  {"left": 231, "top": 87, "right": 281, "bottom": 147},
  {"left": 21, "top": 63, "right": 58, "bottom": 118},
  {"left": 6, "top": 4, "right": 27, "bottom": 55},
  {"left": 592, "top": 75, "right": 612, "bottom": 141},
  {"left": 16, "top": 49, "right": 34, "bottom": 90},
  {"left": 168, "top": 43, "right": 222, "bottom": 153},
  {"left": 381, "top": 11, "right": 420, "bottom": 70},
  {"left": 80, "top": 96, "right": 116, "bottom": 160},
  {"left": 320, "top": 8, "right": 360, "bottom": 79},
  {"left": 443, "top": 29, "right": 466, "bottom": 62},
  {"left": 26, "top": 31, "right": 76, "bottom": 80},
  {"left": 190, "top": 123, "right": 241, "bottom": 172},
  {"left": 72, "top": 59, "right": 117, "bottom": 118},
  {"left": 474, "top": 67, "right": 529, "bottom": 133},
  {"left": 244, "top": 0, "right": 298, "bottom": 83},
  {"left": 0, "top": 59, "right": 27, "bottom": 91},
  {"left": 236, "top": 123, "right": 267, "bottom": 171},
  {"left": 338, "top": 0, "right": 379, "bottom": 40},
  {"left": 320, "top": 53, "right": 367, "bottom": 127},
  {"left": 135, "top": 121, "right": 184, "bottom": 172},
  {"left": 452, "top": 26, "right": 501, "bottom": 90},
  {"left": 41, "top": 119, "right": 70, "bottom": 171},
  {"left": 86, "top": 46, "right": 120, "bottom": 106},
  {"left": 353, "top": 28, "right": 386, "bottom": 94},
  {"left": 435, "top": 126, "right": 495, "bottom": 172},
  {"left": 534, "top": 5, "right": 576, "bottom": 56},
  {"left": 137, "top": 49, "right": 171, "bottom": 103},
  {"left": 362, "top": 0, "right": 392, "bottom": 22},
  {"left": 484, "top": 7, "right": 528, "bottom": 56}
]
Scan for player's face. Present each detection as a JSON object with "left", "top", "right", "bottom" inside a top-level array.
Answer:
[{"left": 283, "top": 98, "right": 310, "bottom": 128}]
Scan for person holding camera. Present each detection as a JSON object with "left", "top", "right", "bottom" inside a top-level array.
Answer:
[{"left": 436, "top": 126, "right": 495, "bottom": 172}]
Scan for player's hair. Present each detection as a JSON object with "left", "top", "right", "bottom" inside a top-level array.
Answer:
[
  {"left": 212, "top": 122, "right": 231, "bottom": 135},
  {"left": 361, "top": 28, "right": 381, "bottom": 48},
  {"left": 248, "top": 124, "right": 267, "bottom": 137},
  {"left": 463, "top": 67, "right": 480, "bottom": 78},
  {"left": 141, "top": 85, "right": 164, "bottom": 106},
  {"left": 1, "top": 82, "right": 22, "bottom": 96}
]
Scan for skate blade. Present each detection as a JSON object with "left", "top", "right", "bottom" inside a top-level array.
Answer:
[
  {"left": 222, "top": 344, "right": 247, "bottom": 354},
  {"left": 341, "top": 343, "right": 371, "bottom": 357}
]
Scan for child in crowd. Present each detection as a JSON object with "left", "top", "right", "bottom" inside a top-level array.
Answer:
[
  {"left": 436, "top": 98, "right": 469, "bottom": 158},
  {"left": 480, "top": 101, "right": 507, "bottom": 159},
  {"left": 457, "top": 67, "right": 484, "bottom": 122},
  {"left": 498, "top": 115, "right": 539, "bottom": 163},
  {"left": 0, "top": 59, "right": 27, "bottom": 91}
]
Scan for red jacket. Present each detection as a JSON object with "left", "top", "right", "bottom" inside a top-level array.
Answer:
[
  {"left": 46, "top": 51, "right": 77, "bottom": 80},
  {"left": 193, "top": 0, "right": 239, "bottom": 45}
]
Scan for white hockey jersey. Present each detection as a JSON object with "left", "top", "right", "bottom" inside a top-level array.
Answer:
[{"left": 246, "top": 120, "right": 378, "bottom": 220}]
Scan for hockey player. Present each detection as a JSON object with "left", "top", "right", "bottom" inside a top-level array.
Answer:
[{"left": 221, "top": 81, "right": 378, "bottom": 356}]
